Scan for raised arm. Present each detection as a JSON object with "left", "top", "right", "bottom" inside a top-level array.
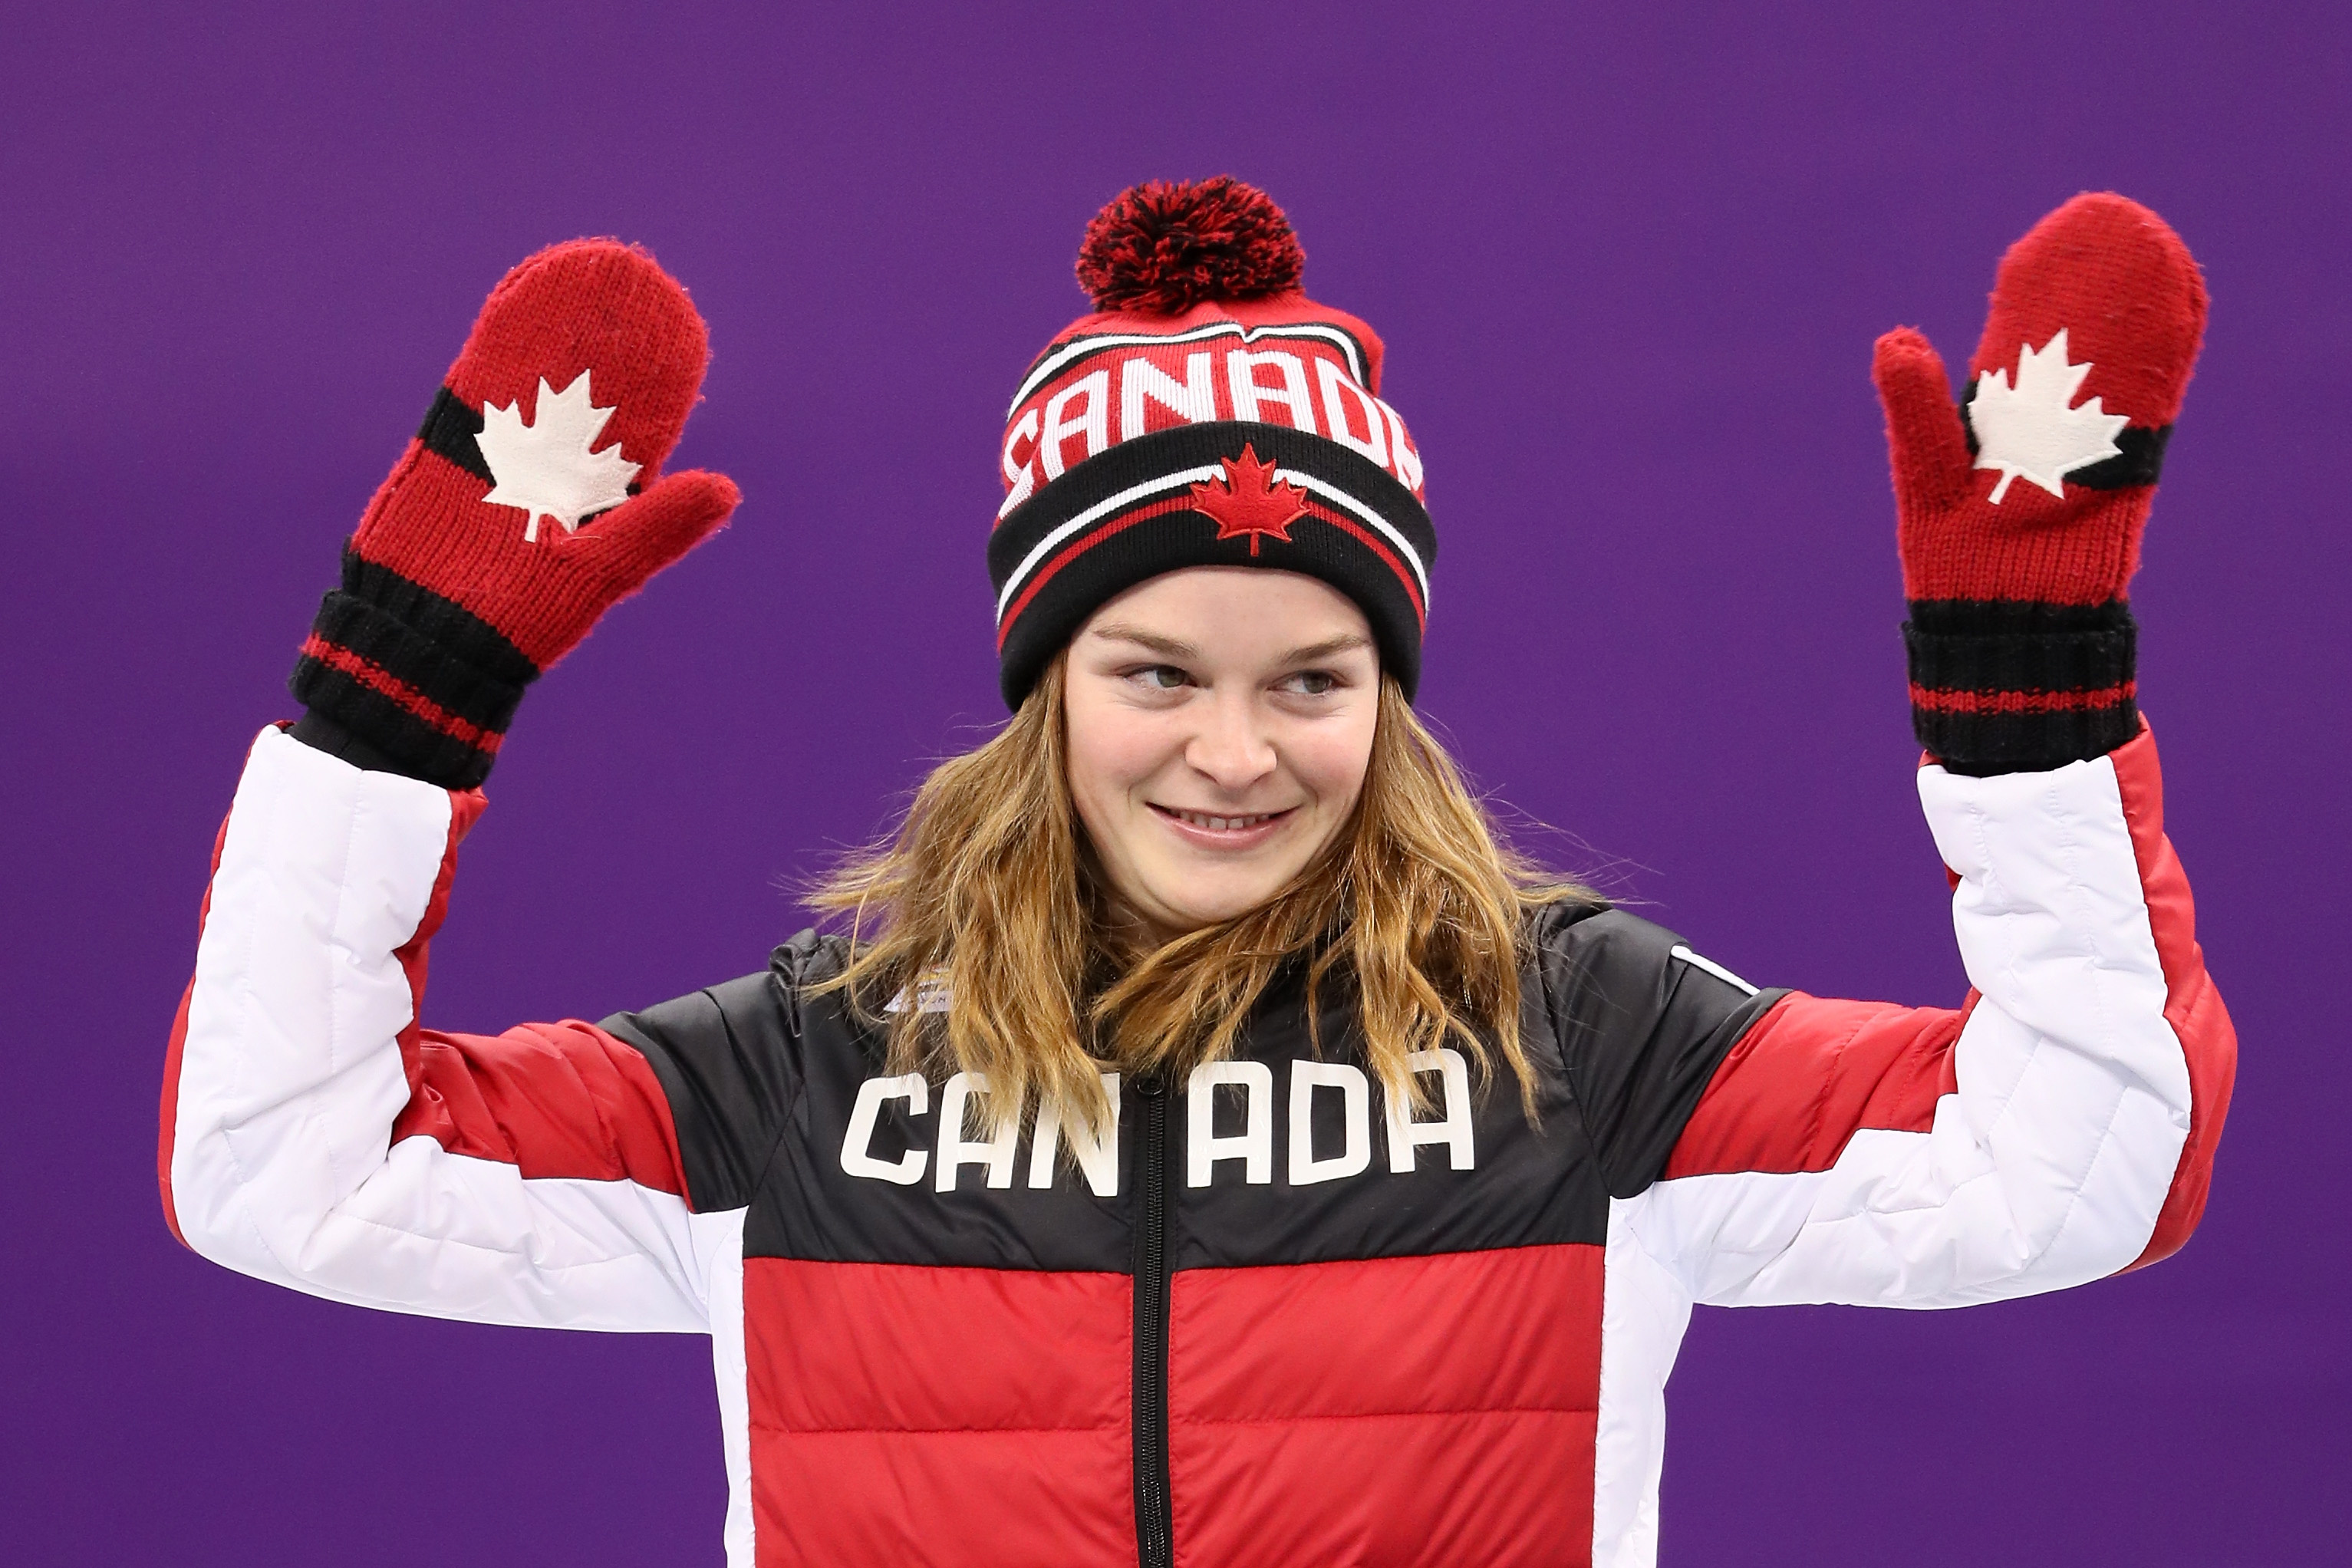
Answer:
[
  {"left": 159, "top": 242, "right": 756, "bottom": 1330},
  {"left": 1626, "top": 194, "right": 2235, "bottom": 1309}
]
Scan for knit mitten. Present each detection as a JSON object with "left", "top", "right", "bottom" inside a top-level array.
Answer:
[
  {"left": 1873, "top": 193, "right": 2206, "bottom": 775},
  {"left": 291, "top": 240, "right": 740, "bottom": 788}
]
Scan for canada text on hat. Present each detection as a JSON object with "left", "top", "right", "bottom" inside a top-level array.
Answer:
[{"left": 987, "top": 178, "right": 1437, "bottom": 709}]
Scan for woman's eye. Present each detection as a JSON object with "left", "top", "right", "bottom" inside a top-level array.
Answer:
[
  {"left": 1135, "top": 665, "right": 1189, "bottom": 690},
  {"left": 1283, "top": 670, "right": 1338, "bottom": 697}
]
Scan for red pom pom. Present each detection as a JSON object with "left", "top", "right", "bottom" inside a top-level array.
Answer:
[{"left": 1075, "top": 176, "right": 1305, "bottom": 314}]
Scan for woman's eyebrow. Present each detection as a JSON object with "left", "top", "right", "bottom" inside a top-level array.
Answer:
[
  {"left": 1280, "top": 633, "right": 1373, "bottom": 664},
  {"left": 1089, "top": 624, "right": 1199, "bottom": 660}
]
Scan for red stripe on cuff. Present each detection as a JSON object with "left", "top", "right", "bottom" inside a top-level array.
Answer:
[
  {"left": 299, "top": 634, "right": 505, "bottom": 753},
  {"left": 1908, "top": 680, "right": 2136, "bottom": 714}
]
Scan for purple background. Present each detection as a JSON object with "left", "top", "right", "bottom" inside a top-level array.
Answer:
[{"left": 5, "top": 4, "right": 2346, "bottom": 1562}]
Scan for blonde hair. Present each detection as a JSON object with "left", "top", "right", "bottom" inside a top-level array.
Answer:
[{"left": 807, "top": 655, "right": 1583, "bottom": 1132}]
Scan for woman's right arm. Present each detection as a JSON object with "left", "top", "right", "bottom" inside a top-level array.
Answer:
[
  {"left": 161, "top": 725, "right": 737, "bottom": 1331},
  {"left": 161, "top": 240, "right": 746, "bottom": 1329}
]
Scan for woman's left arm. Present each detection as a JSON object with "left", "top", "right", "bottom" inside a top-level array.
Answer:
[
  {"left": 1629, "top": 724, "right": 2232, "bottom": 1306},
  {"left": 1627, "top": 193, "right": 2235, "bottom": 1307}
]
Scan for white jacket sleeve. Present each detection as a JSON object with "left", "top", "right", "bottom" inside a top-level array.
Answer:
[
  {"left": 1619, "top": 726, "right": 2234, "bottom": 1309},
  {"left": 160, "top": 725, "right": 736, "bottom": 1332}
]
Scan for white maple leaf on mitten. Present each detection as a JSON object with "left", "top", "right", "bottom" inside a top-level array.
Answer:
[
  {"left": 476, "top": 370, "right": 643, "bottom": 541},
  {"left": 1970, "top": 329, "right": 2129, "bottom": 503}
]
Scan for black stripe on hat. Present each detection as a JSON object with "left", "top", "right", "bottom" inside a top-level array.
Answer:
[
  {"left": 990, "top": 423, "right": 1431, "bottom": 605},
  {"left": 989, "top": 421, "right": 1435, "bottom": 709}
]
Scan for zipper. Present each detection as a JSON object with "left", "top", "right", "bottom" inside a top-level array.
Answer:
[{"left": 1131, "top": 1074, "right": 1174, "bottom": 1568}]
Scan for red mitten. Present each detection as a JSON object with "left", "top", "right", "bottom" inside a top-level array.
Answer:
[
  {"left": 291, "top": 240, "right": 740, "bottom": 787},
  {"left": 1873, "top": 193, "right": 2206, "bottom": 773}
]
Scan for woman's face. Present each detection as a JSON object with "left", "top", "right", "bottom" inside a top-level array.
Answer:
[{"left": 1064, "top": 568, "right": 1382, "bottom": 940}]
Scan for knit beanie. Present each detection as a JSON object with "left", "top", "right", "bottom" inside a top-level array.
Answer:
[{"left": 988, "top": 178, "right": 1435, "bottom": 708}]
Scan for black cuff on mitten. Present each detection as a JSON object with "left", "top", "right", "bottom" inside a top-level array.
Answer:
[
  {"left": 289, "top": 709, "right": 406, "bottom": 774},
  {"left": 288, "top": 545, "right": 539, "bottom": 789},
  {"left": 1903, "top": 599, "right": 2139, "bottom": 776}
]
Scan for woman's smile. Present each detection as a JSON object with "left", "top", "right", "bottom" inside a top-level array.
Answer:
[
  {"left": 1149, "top": 802, "right": 1299, "bottom": 850},
  {"left": 1062, "top": 568, "right": 1382, "bottom": 940}
]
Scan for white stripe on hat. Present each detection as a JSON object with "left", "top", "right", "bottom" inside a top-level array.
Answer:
[
  {"left": 1276, "top": 468, "right": 1431, "bottom": 607},
  {"left": 993, "top": 463, "right": 1431, "bottom": 626},
  {"left": 995, "top": 467, "right": 1225, "bottom": 623}
]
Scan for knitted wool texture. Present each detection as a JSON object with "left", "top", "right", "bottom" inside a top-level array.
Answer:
[
  {"left": 990, "top": 179, "right": 1436, "bottom": 708},
  {"left": 1873, "top": 193, "right": 2206, "bottom": 772},
  {"left": 292, "top": 241, "right": 738, "bottom": 787}
]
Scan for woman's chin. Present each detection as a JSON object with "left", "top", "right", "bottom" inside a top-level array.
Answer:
[{"left": 1138, "top": 875, "right": 1291, "bottom": 938}]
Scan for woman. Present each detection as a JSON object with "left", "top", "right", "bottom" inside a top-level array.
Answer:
[{"left": 160, "top": 180, "right": 2233, "bottom": 1566}]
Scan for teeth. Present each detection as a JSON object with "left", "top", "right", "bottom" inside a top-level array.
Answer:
[{"left": 1176, "top": 810, "right": 1274, "bottom": 831}]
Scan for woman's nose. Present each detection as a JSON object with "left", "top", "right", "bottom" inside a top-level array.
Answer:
[{"left": 1185, "top": 692, "right": 1276, "bottom": 791}]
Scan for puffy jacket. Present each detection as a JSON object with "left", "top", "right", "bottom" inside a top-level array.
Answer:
[{"left": 160, "top": 722, "right": 2232, "bottom": 1567}]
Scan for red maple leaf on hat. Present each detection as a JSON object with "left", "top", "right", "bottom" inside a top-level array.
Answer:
[{"left": 1189, "top": 444, "right": 1309, "bottom": 555}]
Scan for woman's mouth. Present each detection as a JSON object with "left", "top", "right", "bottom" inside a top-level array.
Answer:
[{"left": 1150, "top": 804, "right": 1296, "bottom": 848}]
